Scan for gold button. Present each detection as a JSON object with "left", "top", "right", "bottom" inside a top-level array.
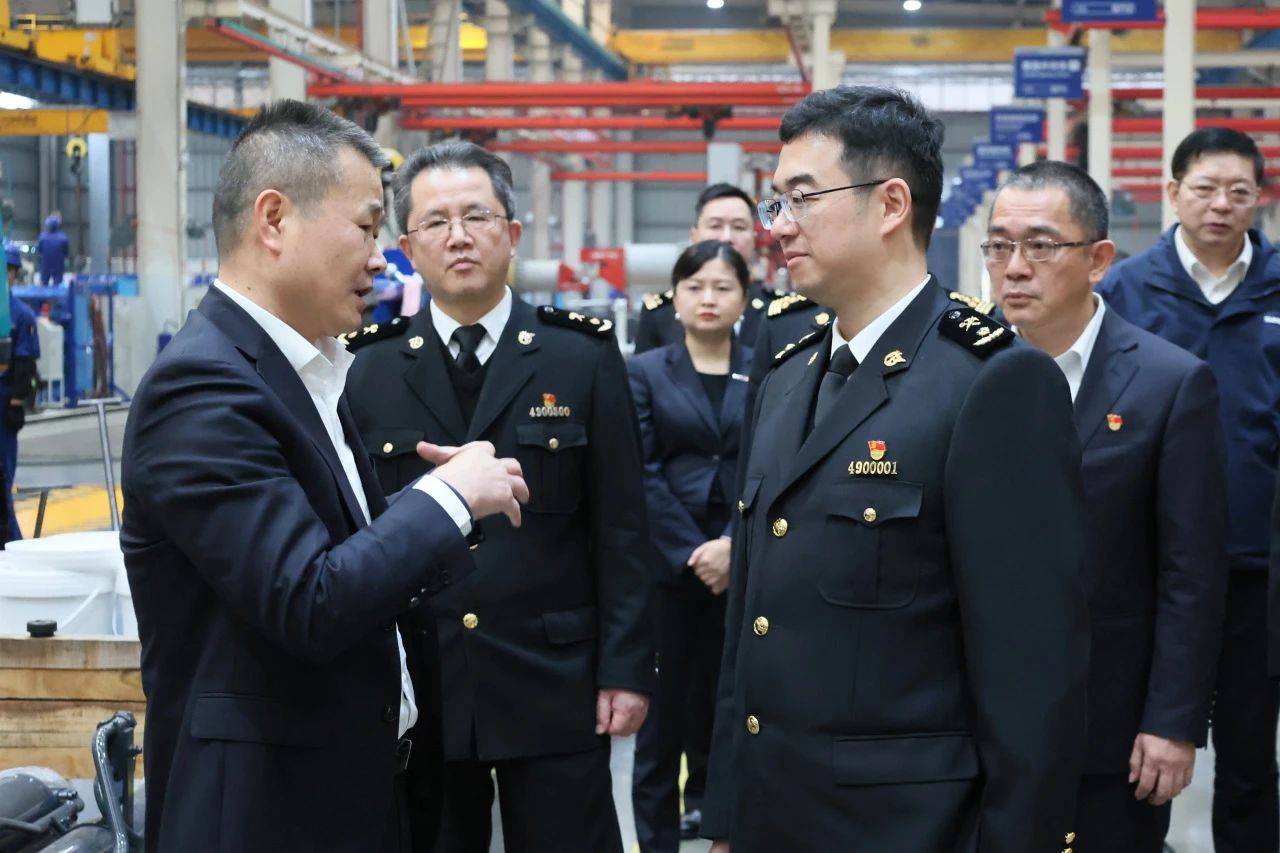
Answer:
[
  {"left": 737, "top": 500, "right": 745, "bottom": 513},
  {"left": 548, "top": 437, "right": 560, "bottom": 450},
  {"left": 382, "top": 442, "right": 394, "bottom": 454},
  {"left": 1063, "top": 849, "right": 1072, "bottom": 853},
  {"left": 771, "top": 518, "right": 788, "bottom": 537},
  {"left": 462, "top": 613, "right": 479, "bottom": 629},
  {"left": 753, "top": 616, "right": 769, "bottom": 637},
  {"left": 863, "top": 507, "right": 877, "bottom": 524},
  {"left": 1065, "top": 833, "right": 1075, "bottom": 844},
  {"left": 746, "top": 715, "right": 760, "bottom": 735}
]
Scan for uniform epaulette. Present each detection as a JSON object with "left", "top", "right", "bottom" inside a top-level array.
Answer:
[
  {"left": 948, "top": 291, "right": 997, "bottom": 316},
  {"left": 536, "top": 305, "right": 615, "bottom": 336},
  {"left": 938, "top": 305, "right": 1013, "bottom": 359},
  {"left": 749, "top": 287, "right": 779, "bottom": 311},
  {"left": 642, "top": 290, "right": 673, "bottom": 312},
  {"left": 773, "top": 330, "right": 822, "bottom": 364},
  {"left": 339, "top": 316, "right": 410, "bottom": 352},
  {"left": 766, "top": 292, "right": 810, "bottom": 318}
]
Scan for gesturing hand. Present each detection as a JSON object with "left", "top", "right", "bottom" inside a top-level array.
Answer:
[{"left": 420, "top": 441, "right": 529, "bottom": 527}]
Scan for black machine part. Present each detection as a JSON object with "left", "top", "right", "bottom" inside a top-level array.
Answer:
[
  {"left": 90, "top": 713, "right": 138, "bottom": 853},
  {"left": 29, "top": 824, "right": 115, "bottom": 853},
  {"left": 0, "top": 771, "right": 82, "bottom": 853},
  {"left": 25, "top": 621, "right": 55, "bottom": 639}
]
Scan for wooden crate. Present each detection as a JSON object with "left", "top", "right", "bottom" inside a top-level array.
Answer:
[{"left": 0, "top": 635, "right": 143, "bottom": 778}]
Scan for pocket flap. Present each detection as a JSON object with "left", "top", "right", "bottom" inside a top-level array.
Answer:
[
  {"left": 828, "top": 480, "right": 922, "bottom": 527},
  {"left": 516, "top": 422, "right": 588, "bottom": 453},
  {"left": 542, "top": 606, "right": 598, "bottom": 645},
  {"left": 833, "top": 733, "right": 979, "bottom": 786},
  {"left": 365, "top": 428, "right": 427, "bottom": 459},
  {"left": 190, "top": 694, "right": 328, "bottom": 748}
]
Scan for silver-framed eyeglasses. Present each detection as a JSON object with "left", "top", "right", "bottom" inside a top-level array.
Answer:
[
  {"left": 980, "top": 237, "right": 1100, "bottom": 265},
  {"left": 413, "top": 209, "right": 508, "bottom": 240},
  {"left": 1179, "top": 181, "right": 1259, "bottom": 207},
  {"left": 756, "top": 179, "right": 889, "bottom": 231}
]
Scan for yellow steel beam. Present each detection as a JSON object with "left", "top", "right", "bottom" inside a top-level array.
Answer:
[
  {"left": 609, "top": 28, "right": 1242, "bottom": 65},
  {"left": 0, "top": 108, "right": 109, "bottom": 135}
]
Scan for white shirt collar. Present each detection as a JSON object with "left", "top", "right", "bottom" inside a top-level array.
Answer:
[
  {"left": 1174, "top": 225, "right": 1252, "bottom": 304},
  {"left": 212, "top": 279, "right": 349, "bottom": 377},
  {"left": 429, "top": 287, "right": 513, "bottom": 365},
  {"left": 1052, "top": 294, "right": 1106, "bottom": 403},
  {"left": 830, "top": 276, "right": 932, "bottom": 363}
]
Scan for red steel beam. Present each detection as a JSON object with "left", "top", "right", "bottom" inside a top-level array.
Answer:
[
  {"left": 1114, "top": 117, "right": 1280, "bottom": 134},
  {"left": 398, "top": 96, "right": 799, "bottom": 108},
  {"left": 490, "top": 140, "right": 780, "bottom": 154},
  {"left": 1047, "top": 145, "right": 1280, "bottom": 160},
  {"left": 204, "top": 20, "right": 349, "bottom": 81},
  {"left": 400, "top": 115, "right": 782, "bottom": 132},
  {"left": 550, "top": 171, "right": 708, "bottom": 182},
  {"left": 1107, "top": 86, "right": 1280, "bottom": 101},
  {"left": 1115, "top": 166, "right": 1280, "bottom": 178},
  {"left": 311, "top": 81, "right": 811, "bottom": 99},
  {"left": 1046, "top": 8, "right": 1280, "bottom": 30}
]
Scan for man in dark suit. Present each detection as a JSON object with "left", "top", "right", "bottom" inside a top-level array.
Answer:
[
  {"left": 634, "top": 183, "right": 772, "bottom": 353},
  {"left": 702, "top": 85, "right": 1088, "bottom": 853},
  {"left": 120, "top": 101, "right": 527, "bottom": 853},
  {"left": 345, "top": 140, "right": 653, "bottom": 853},
  {"left": 991, "top": 160, "right": 1229, "bottom": 852}
]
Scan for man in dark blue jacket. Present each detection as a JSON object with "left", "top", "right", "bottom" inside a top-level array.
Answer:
[
  {"left": 1098, "top": 127, "right": 1280, "bottom": 853},
  {"left": 996, "top": 161, "right": 1229, "bottom": 852}
]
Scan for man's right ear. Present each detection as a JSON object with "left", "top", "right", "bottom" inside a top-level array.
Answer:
[{"left": 254, "top": 189, "right": 287, "bottom": 255}]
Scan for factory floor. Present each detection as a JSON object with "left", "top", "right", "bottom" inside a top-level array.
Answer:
[{"left": 11, "top": 407, "right": 1241, "bottom": 852}]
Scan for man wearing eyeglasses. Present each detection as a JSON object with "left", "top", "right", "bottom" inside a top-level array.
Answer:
[
  {"left": 991, "top": 161, "right": 1228, "bottom": 853},
  {"left": 343, "top": 141, "right": 654, "bottom": 853},
  {"left": 1099, "top": 128, "right": 1280, "bottom": 853},
  {"left": 701, "top": 85, "right": 1088, "bottom": 853}
]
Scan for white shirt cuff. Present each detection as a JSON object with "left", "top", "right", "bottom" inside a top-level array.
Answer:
[{"left": 413, "top": 474, "right": 474, "bottom": 536}]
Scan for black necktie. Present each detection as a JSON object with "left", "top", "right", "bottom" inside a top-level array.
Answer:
[
  {"left": 451, "top": 324, "right": 486, "bottom": 374},
  {"left": 813, "top": 345, "right": 859, "bottom": 429}
]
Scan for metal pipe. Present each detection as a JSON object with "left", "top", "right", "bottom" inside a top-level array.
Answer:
[
  {"left": 490, "top": 139, "right": 780, "bottom": 154},
  {"left": 549, "top": 170, "right": 707, "bottom": 182},
  {"left": 1088, "top": 29, "right": 1112, "bottom": 197},
  {"left": 396, "top": 96, "right": 800, "bottom": 108},
  {"left": 400, "top": 115, "right": 782, "bottom": 132},
  {"left": 207, "top": 20, "right": 349, "bottom": 80},
  {"left": 311, "top": 81, "right": 811, "bottom": 99}
]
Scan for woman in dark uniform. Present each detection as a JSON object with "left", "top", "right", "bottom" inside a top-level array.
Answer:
[{"left": 628, "top": 240, "right": 753, "bottom": 853}]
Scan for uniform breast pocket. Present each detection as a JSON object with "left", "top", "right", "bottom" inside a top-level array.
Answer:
[
  {"left": 515, "top": 422, "right": 588, "bottom": 514},
  {"left": 819, "top": 480, "right": 923, "bottom": 609},
  {"left": 364, "top": 428, "right": 431, "bottom": 492}
]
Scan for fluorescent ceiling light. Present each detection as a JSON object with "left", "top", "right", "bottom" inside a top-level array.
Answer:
[
  {"left": 707, "top": 0, "right": 725, "bottom": 8},
  {"left": 903, "top": 0, "right": 923, "bottom": 10},
  {"left": 0, "top": 92, "right": 37, "bottom": 110}
]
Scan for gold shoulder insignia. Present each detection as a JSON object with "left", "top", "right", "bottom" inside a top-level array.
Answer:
[
  {"left": 766, "top": 292, "right": 811, "bottom": 318},
  {"left": 949, "top": 291, "right": 996, "bottom": 316},
  {"left": 537, "top": 305, "right": 615, "bottom": 337},
  {"left": 773, "top": 330, "right": 822, "bottom": 365},
  {"left": 939, "top": 305, "right": 1014, "bottom": 359},
  {"left": 642, "top": 290, "right": 672, "bottom": 312},
  {"left": 343, "top": 316, "right": 410, "bottom": 353}
]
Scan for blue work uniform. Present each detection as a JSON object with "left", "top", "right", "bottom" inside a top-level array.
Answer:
[
  {"left": 1, "top": 293, "right": 39, "bottom": 540},
  {"left": 36, "top": 228, "right": 69, "bottom": 285}
]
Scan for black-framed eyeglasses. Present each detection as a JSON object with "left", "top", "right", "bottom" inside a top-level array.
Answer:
[
  {"left": 980, "top": 237, "right": 1100, "bottom": 265},
  {"left": 756, "top": 179, "right": 889, "bottom": 230},
  {"left": 412, "top": 209, "right": 509, "bottom": 240}
]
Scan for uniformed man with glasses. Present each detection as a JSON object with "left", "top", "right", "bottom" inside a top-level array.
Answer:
[
  {"left": 342, "top": 140, "right": 654, "bottom": 853},
  {"left": 700, "top": 85, "right": 1088, "bottom": 853},
  {"left": 1099, "top": 127, "right": 1280, "bottom": 853}
]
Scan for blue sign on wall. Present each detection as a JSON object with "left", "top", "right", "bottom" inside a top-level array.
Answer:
[
  {"left": 960, "top": 167, "right": 998, "bottom": 190},
  {"left": 990, "top": 107, "right": 1046, "bottom": 144},
  {"left": 1061, "top": 0, "right": 1158, "bottom": 23},
  {"left": 973, "top": 142, "right": 1016, "bottom": 172},
  {"left": 1014, "top": 47, "right": 1087, "bottom": 99}
]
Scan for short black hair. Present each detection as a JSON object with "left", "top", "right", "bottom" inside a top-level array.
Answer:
[
  {"left": 212, "top": 99, "right": 387, "bottom": 256},
  {"left": 695, "top": 183, "right": 755, "bottom": 221},
  {"left": 393, "top": 141, "right": 516, "bottom": 235},
  {"left": 995, "top": 160, "right": 1109, "bottom": 240},
  {"left": 779, "top": 85, "right": 944, "bottom": 249},
  {"left": 671, "top": 240, "right": 750, "bottom": 292},
  {"left": 1172, "top": 128, "right": 1265, "bottom": 186}
]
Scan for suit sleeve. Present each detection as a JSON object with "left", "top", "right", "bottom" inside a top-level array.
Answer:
[
  {"left": 944, "top": 347, "right": 1089, "bottom": 853},
  {"left": 1271, "top": 465, "right": 1280, "bottom": 678},
  {"left": 124, "top": 356, "right": 473, "bottom": 663},
  {"left": 1140, "top": 362, "right": 1229, "bottom": 743},
  {"left": 627, "top": 359, "right": 714, "bottom": 579},
  {"left": 587, "top": 342, "right": 656, "bottom": 694}
]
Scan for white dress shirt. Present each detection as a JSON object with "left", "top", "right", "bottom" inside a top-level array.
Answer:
[
  {"left": 214, "top": 280, "right": 471, "bottom": 738},
  {"left": 1051, "top": 294, "right": 1107, "bottom": 403},
  {"left": 430, "top": 287, "right": 513, "bottom": 367},
  {"left": 830, "top": 276, "right": 932, "bottom": 362},
  {"left": 1175, "top": 225, "right": 1252, "bottom": 305}
]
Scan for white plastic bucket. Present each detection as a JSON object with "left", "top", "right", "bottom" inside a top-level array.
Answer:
[
  {"left": 114, "top": 564, "right": 137, "bottom": 637},
  {"left": 0, "top": 563, "right": 115, "bottom": 635},
  {"left": 5, "top": 532, "right": 124, "bottom": 583}
]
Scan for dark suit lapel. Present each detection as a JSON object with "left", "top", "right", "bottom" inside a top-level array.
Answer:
[
  {"left": 401, "top": 311, "right": 468, "bottom": 444},
  {"left": 1073, "top": 309, "right": 1140, "bottom": 449},
  {"left": 666, "top": 342, "right": 720, "bottom": 436},
  {"left": 339, "top": 397, "right": 384, "bottom": 521},
  {"left": 467, "top": 298, "right": 539, "bottom": 442}
]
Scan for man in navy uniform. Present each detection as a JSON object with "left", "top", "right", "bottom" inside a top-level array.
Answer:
[
  {"left": 635, "top": 183, "right": 771, "bottom": 353},
  {"left": 992, "top": 161, "right": 1229, "bottom": 852},
  {"left": 702, "top": 85, "right": 1088, "bottom": 853},
  {"left": 1099, "top": 128, "right": 1280, "bottom": 853},
  {"left": 345, "top": 140, "right": 654, "bottom": 853}
]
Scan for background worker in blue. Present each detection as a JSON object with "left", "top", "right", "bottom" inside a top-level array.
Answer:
[
  {"left": 994, "top": 161, "right": 1229, "bottom": 852},
  {"left": 634, "top": 184, "right": 772, "bottom": 353},
  {"left": 2, "top": 243, "right": 38, "bottom": 542},
  {"left": 346, "top": 140, "right": 653, "bottom": 853},
  {"left": 628, "top": 239, "right": 753, "bottom": 853},
  {"left": 1098, "top": 127, "right": 1280, "bottom": 853},
  {"left": 35, "top": 213, "right": 69, "bottom": 285},
  {"left": 702, "top": 85, "right": 1088, "bottom": 853}
]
